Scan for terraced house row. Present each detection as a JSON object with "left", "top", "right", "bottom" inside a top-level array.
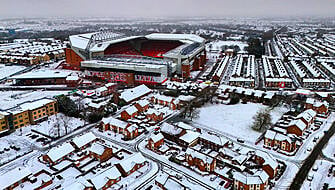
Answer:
[{"left": 0, "top": 98, "right": 58, "bottom": 134}]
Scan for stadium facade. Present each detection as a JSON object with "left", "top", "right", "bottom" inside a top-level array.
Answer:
[{"left": 65, "top": 31, "right": 206, "bottom": 85}]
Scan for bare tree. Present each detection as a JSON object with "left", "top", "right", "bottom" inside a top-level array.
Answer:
[{"left": 251, "top": 108, "right": 272, "bottom": 132}]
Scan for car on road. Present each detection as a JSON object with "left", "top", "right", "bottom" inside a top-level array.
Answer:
[
  {"left": 307, "top": 173, "right": 314, "bottom": 181},
  {"left": 237, "top": 138, "right": 245, "bottom": 143},
  {"left": 312, "top": 165, "right": 318, "bottom": 171}
]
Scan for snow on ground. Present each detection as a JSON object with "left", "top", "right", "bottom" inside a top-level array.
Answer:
[
  {"left": 323, "top": 130, "right": 335, "bottom": 160},
  {"left": 32, "top": 113, "right": 85, "bottom": 138},
  {"left": 0, "top": 133, "right": 33, "bottom": 165},
  {"left": 138, "top": 138, "right": 228, "bottom": 189},
  {"left": 301, "top": 159, "right": 335, "bottom": 190},
  {"left": 273, "top": 161, "right": 299, "bottom": 189},
  {"left": 190, "top": 71, "right": 201, "bottom": 79},
  {"left": 0, "top": 64, "right": 26, "bottom": 80},
  {"left": 0, "top": 90, "right": 69, "bottom": 110},
  {"left": 147, "top": 170, "right": 208, "bottom": 190},
  {"left": 209, "top": 40, "right": 248, "bottom": 51},
  {"left": 193, "top": 103, "right": 288, "bottom": 143}
]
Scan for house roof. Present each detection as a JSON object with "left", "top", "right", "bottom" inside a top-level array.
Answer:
[
  {"left": 185, "top": 148, "right": 214, "bottom": 163},
  {"left": 150, "top": 133, "right": 164, "bottom": 143},
  {"left": 102, "top": 117, "right": 128, "bottom": 129},
  {"left": 46, "top": 142, "right": 75, "bottom": 162},
  {"left": 90, "top": 166, "right": 121, "bottom": 189},
  {"left": 288, "top": 119, "right": 307, "bottom": 131},
  {"left": 179, "top": 130, "right": 200, "bottom": 144},
  {"left": 155, "top": 173, "right": 169, "bottom": 185},
  {"left": 126, "top": 124, "right": 138, "bottom": 133},
  {"left": 233, "top": 170, "right": 269, "bottom": 185},
  {"left": 0, "top": 167, "right": 32, "bottom": 189},
  {"left": 11, "top": 69, "right": 72, "bottom": 79},
  {"left": 264, "top": 130, "right": 277, "bottom": 140},
  {"left": 153, "top": 94, "right": 174, "bottom": 103},
  {"left": 124, "top": 105, "right": 138, "bottom": 115},
  {"left": 255, "top": 150, "right": 279, "bottom": 170},
  {"left": 137, "top": 99, "right": 150, "bottom": 107},
  {"left": 199, "top": 132, "right": 228, "bottom": 146},
  {"left": 89, "top": 142, "right": 107, "bottom": 156},
  {"left": 296, "top": 109, "right": 316, "bottom": 123},
  {"left": 177, "top": 122, "right": 194, "bottom": 130},
  {"left": 118, "top": 153, "right": 146, "bottom": 173},
  {"left": 160, "top": 122, "right": 182, "bottom": 135},
  {"left": 18, "top": 98, "right": 55, "bottom": 112},
  {"left": 120, "top": 84, "right": 152, "bottom": 103},
  {"left": 72, "top": 132, "right": 96, "bottom": 149}
]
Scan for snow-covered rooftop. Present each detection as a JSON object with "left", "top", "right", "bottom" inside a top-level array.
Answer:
[
  {"left": 46, "top": 142, "right": 75, "bottom": 162},
  {"left": 0, "top": 167, "right": 32, "bottom": 189},
  {"left": 120, "top": 84, "right": 152, "bottom": 103},
  {"left": 72, "top": 132, "right": 96, "bottom": 149},
  {"left": 145, "top": 33, "right": 205, "bottom": 44},
  {"left": 11, "top": 69, "right": 72, "bottom": 79}
]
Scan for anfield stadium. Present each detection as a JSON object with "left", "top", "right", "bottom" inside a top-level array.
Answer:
[{"left": 65, "top": 31, "right": 206, "bottom": 85}]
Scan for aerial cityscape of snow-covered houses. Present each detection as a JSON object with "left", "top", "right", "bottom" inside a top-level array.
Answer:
[{"left": 0, "top": 15, "right": 335, "bottom": 190}]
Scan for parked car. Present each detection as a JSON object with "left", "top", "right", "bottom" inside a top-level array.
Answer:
[{"left": 307, "top": 173, "right": 314, "bottom": 181}]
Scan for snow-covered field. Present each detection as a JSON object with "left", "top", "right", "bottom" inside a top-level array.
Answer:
[
  {"left": 208, "top": 40, "right": 249, "bottom": 51},
  {"left": 301, "top": 160, "right": 335, "bottom": 190},
  {"left": 323, "top": 132, "right": 335, "bottom": 160},
  {"left": 193, "top": 103, "right": 288, "bottom": 142},
  {"left": 0, "top": 64, "right": 26, "bottom": 80},
  {"left": 0, "top": 90, "right": 69, "bottom": 110},
  {"left": 0, "top": 133, "right": 33, "bottom": 165},
  {"left": 32, "top": 113, "right": 85, "bottom": 138}
]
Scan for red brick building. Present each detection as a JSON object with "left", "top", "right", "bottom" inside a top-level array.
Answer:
[
  {"left": 233, "top": 170, "right": 269, "bottom": 190},
  {"left": 135, "top": 99, "right": 150, "bottom": 112},
  {"left": 146, "top": 109, "right": 164, "bottom": 122},
  {"left": 151, "top": 94, "right": 179, "bottom": 110},
  {"left": 254, "top": 151, "right": 279, "bottom": 179},
  {"left": 115, "top": 153, "right": 147, "bottom": 177},
  {"left": 89, "top": 166, "right": 121, "bottom": 190},
  {"left": 42, "top": 142, "right": 75, "bottom": 165},
  {"left": 148, "top": 133, "right": 164, "bottom": 150},
  {"left": 264, "top": 130, "right": 297, "bottom": 153},
  {"left": 120, "top": 106, "right": 138, "bottom": 121},
  {"left": 185, "top": 148, "right": 216, "bottom": 172},
  {"left": 305, "top": 98, "right": 329, "bottom": 115},
  {"left": 89, "top": 142, "right": 113, "bottom": 162}
]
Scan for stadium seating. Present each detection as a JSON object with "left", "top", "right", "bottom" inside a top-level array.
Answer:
[
  {"left": 104, "top": 39, "right": 183, "bottom": 58},
  {"left": 104, "top": 41, "right": 141, "bottom": 56},
  {"left": 140, "top": 40, "right": 183, "bottom": 58}
]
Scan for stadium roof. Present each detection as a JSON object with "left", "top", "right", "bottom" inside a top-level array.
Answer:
[
  {"left": 145, "top": 33, "right": 205, "bottom": 44},
  {"left": 69, "top": 32, "right": 205, "bottom": 52},
  {"left": 69, "top": 32, "right": 98, "bottom": 50}
]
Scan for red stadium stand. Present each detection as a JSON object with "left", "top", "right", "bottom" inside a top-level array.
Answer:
[
  {"left": 140, "top": 40, "right": 183, "bottom": 58},
  {"left": 104, "top": 41, "right": 141, "bottom": 56}
]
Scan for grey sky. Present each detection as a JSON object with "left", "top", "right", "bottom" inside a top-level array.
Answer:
[{"left": 1, "top": 0, "right": 335, "bottom": 18}]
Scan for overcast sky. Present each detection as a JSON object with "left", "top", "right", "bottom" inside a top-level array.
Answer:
[{"left": 1, "top": 0, "right": 335, "bottom": 18}]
